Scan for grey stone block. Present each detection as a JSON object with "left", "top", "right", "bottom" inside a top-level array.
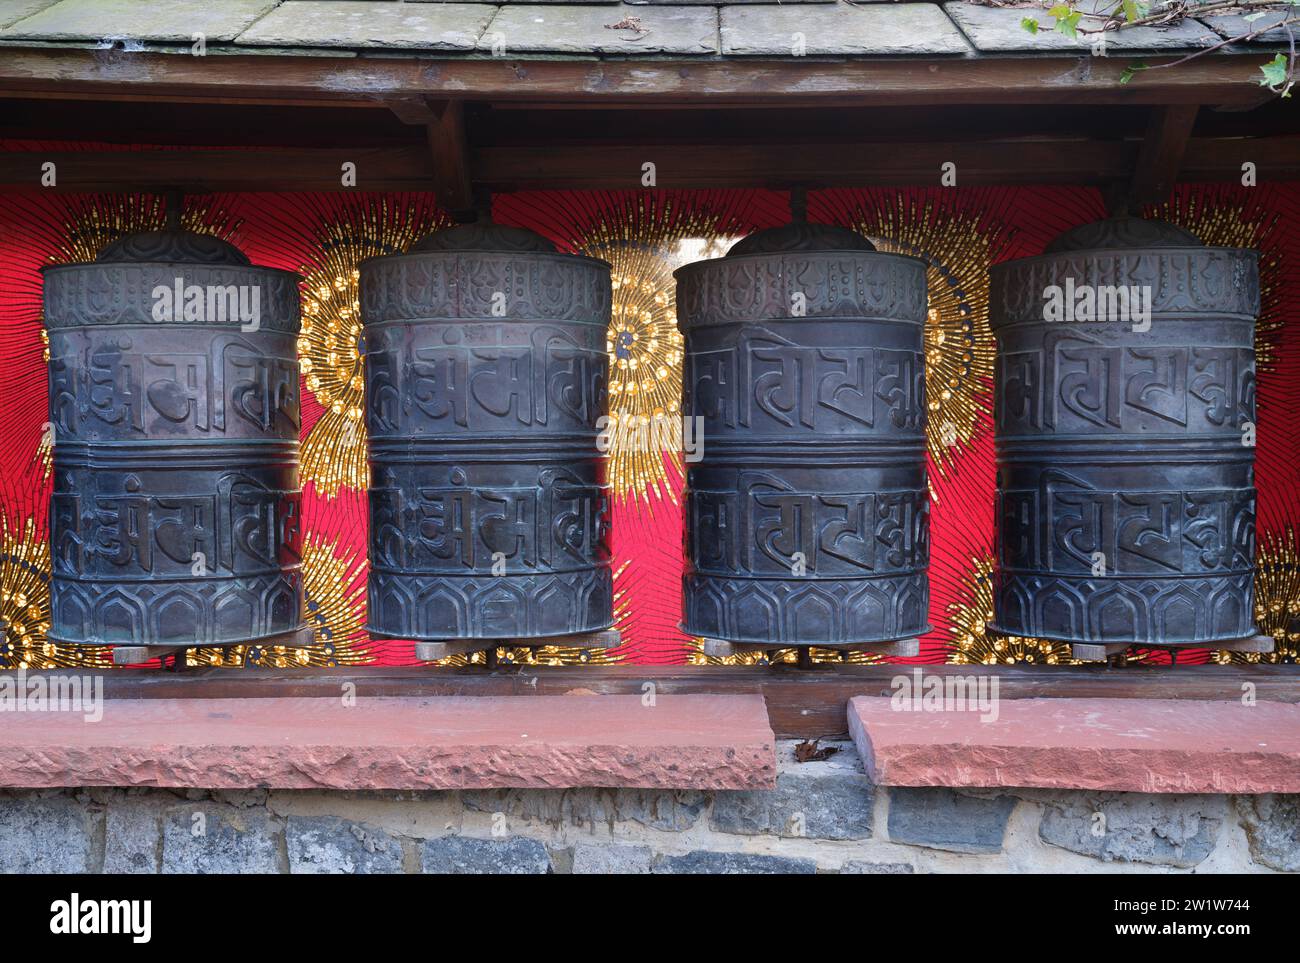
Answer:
[
  {"left": 236, "top": 1, "right": 496, "bottom": 50},
  {"left": 711, "top": 769, "right": 874, "bottom": 840},
  {"left": 1039, "top": 793, "right": 1223, "bottom": 868},
  {"left": 1236, "top": 794, "right": 1300, "bottom": 873},
  {"left": 841, "top": 860, "right": 914, "bottom": 874},
  {"left": 653, "top": 851, "right": 817, "bottom": 874},
  {"left": 572, "top": 842, "right": 653, "bottom": 874},
  {"left": 104, "top": 800, "right": 161, "bottom": 874},
  {"left": 0, "top": 795, "right": 92, "bottom": 873},
  {"left": 943, "top": 3, "right": 1220, "bottom": 53},
  {"left": 162, "top": 804, "right": 282, "bottom": 874},
  {"left": 1202, "top": 13, "right": 1293, "bottom": 45},
  {"left": 421, "top": 835, "right": 552, "bottom": 874},
  {"left": 2, "top": 0, "right": 278, "bottom": 41},
  {"left": 721, "top": 3, "right": 969, "bottom": 56},
  {"left": 479, "top": 3, "right": 718, "bottom": 55},
  {"left": 0, "top": 1, "right": 60, "bottom": 32},
  {"left": 286, "top": 816, "right": 403, "bottom": 875},
  {"left": 463, "top": 788, "right": 706, "bottom": 832},
  {"left": 888, "top": 787, "right": 1015, "bottom": 854}
]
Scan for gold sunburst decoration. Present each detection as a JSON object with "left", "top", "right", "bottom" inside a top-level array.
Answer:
[
  {"left": 570, "top": 196, "right": 743, "bottom": 501},
  {"left": 0, "top": 515, "right": 108, "bottom": 669},
  {"left": 947, "top": 554, "right": 1078, "bottom": 665},
  {"left": 190, "top": 533, "right": 370, "bottom": 668},
  {"left": 1215, "top": 527, "right": 1300, "bottom": 665},
  {"left": 1147, "top": 190, "right": 1282, "bottom": 372},
  {"left": 849, "top": 195, "right": 1004, "bottom": 477},
  {"left": 298, "top": 198, "right": 450, "bottom": 496}
]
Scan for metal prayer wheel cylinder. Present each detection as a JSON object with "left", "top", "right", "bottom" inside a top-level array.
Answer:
[
  {"left": 675, "top": 221, "right": 931, "bottom": 647},
  {"left": 360, "top": 222, "right": 614, "bottom": 641},
  {"left": 989, "top": 216, "right": 1261, "bottom": 646},
  {"left": 43, "top": 226, "right": 307, "bottom": 649}
]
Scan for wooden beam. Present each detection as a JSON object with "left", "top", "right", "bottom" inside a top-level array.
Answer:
[
  {"left": 21, "top": 664, "right": 1300, "bottom": 740},
  {"left": 0, "top": 147, "right": 433, "bottom": 192},
  {"left": 4, "top": 135, "right": 1296, "bottom": 194},
  {"left": 425, "top": 100, "right": 474, "bottom": 218},
  {"left": 0, "top": 48, "right": 1279, "bottom": 108},
  {"left": 1119, "top": 104, "right": 1201, "bottom": 211}
]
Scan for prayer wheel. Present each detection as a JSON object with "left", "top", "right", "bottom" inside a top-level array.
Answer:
[
  {"left": 360, "top": 222, "right": 614, "bottom": 647},
  {"left": 675, "top": 218, "right": 931, "bottom": 652},
  {"left": 43, "top": 215, "right": 307, "bottom": 652},
  {"left": 989, "top": 215, "right": 1261, "bottom": 650}
]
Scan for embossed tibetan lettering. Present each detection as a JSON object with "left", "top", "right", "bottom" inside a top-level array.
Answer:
[
  {"left": 989, "top": 216, "right": 1262, "bottom": 651},
  {"left": 675, "top": 219, "right": 931, "bottom": 652},
  {"left": 360, "top": 222, "right": 614, "bottom": 651},
  {"left": 42, "top": 222, "right": 308, "bottom": 653}
]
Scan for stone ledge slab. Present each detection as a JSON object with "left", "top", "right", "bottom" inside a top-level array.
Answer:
[
  {"left": 849, "top": 696, "right": 1300, "bottom": 794},
  {"left": 1, "top": 694, "right": 776, "bottom": 791}
]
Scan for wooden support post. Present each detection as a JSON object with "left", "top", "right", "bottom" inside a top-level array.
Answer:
[
  {"left": 1113, "top": 104, "right": 1200, "bottom": 213},
  {"left": 425, "top": 100, "right": 474, "bottom": 221}
]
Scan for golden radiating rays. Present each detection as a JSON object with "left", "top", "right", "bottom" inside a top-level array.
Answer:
[
  {"left": 0, "top": 516, "right": 107, "bottom": 669},
  {"left": 191, "top": 534, "right": 369, "bottom": 668},
  {"left": 1147, "top": 192, "right": 1282, "bottom": 371},
  {"left": 1216, "top": 527, "right": 1300, "bottom": 665},
  {"left": 572, "top": 198, "right": 740, "bottom": 500},
  {"left": 46, "top": 194, "right": 241, "bottom": 266},
  {"left": 850, "top": 197, "right": 1001, "bottom": 477},
  {"left": 429, "top": 561, "right": 632, "bottom": 667},
  {"left": 947, "top": 554, "right": 1078, "bottom": 665},
  {"left": 298, "top": 199, "right": 450, "bottom": 496}
]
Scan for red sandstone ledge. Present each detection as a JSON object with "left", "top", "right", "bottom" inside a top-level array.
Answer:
[
  {"left": 849, "top": 695, "right": 1300, "bottom": 794},
  {"left": 1, "top": 694, "right": 776, "bottom": 791}
]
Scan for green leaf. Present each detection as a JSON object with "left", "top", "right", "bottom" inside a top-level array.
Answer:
[
  {"left": 1121, "top": 0, "right": 1145, "bottom": 22},
  {"left": 1259, "top": 53, "right": 1289, "bottom": 89},
  {"left": 1021, "top": 16, "right": 1040, "bottom": 33},
  {"left": 1055, "top": 10, "right": 1083, "bottom": 37},
  {"left": 1120, "top": 61, "right": 1147, "bottom": 85},
  {"left": 1048, "top": 3, "right": 1072, "bottom": 17}
]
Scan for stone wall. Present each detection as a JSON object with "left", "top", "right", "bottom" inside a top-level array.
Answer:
[{"left": 1, "top": 743, "right": 1295, "bottom": 873}]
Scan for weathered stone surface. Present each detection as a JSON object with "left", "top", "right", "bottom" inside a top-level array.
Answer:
[
  {"left": 421, "top": 835, "right": 552, "bottom": 874},
  {"left": 841, "top": 860, "right": 915, "bottom": 874},
  {"left": 1235, "top": 794, "right": 1300, "bottom": 872},
  {"left": 0, "top": 694, "right": 775, "bottom": 791},
  {"left": 0, "top": 0, "right": 58, "bottom": 31},
  {"left": 711, "top": 741, "right": 873, "bottom": 840},
  {"left": 236, "top": 1, "right": 494, "bottom": 49},
  {"left": 653, "top": 851, "right": 817, "bottom": 874},
  {"left": 1038, "top": 793, "right": 1223, "bottom": 868},
  {"left": 0, "top": 795, "right": 91, "bottom": 873},
  {"left": 161, "top": 804, "right": 281, "bottom": 874},
  {"left": 464, "top": 787, "right": 708, "bottom": 831},
  {"left": 480, "top": 4, "right": 717, "bottom": 55},
  {"left": 104, "top": 799, "right": 161, "bottom": 874},
  {"left": 850, "top": 696, "right": 1300, "bottom": 794},
  {"left": 888, "top": 787, "right": 1015, "bottom": 854},
  {"left": 286, "top": 816, "right": 403, "bottom": 874},
  {"left": 722, "top": 4, "right": 969, "bottom": 56},
  {"left": 1202, "top": 12, "right": 1293, "bottom": 44},
  {"left": 944, "top": 3, "right": 1220, "bottom": 52},
  {"left": 2, "top": 0, "right": 277, "bottom": 40},
  {"left": 572, "top": 842, "right": 653, "bottom": 874}
]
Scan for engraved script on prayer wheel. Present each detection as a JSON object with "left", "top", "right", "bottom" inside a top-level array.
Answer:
[
  {"left": 360, "top": 223, "right": 614, "bottom": 642},
  {"left": 675, "top": 221, "right": 931, "bottom": 648},
  {"left": 42, "top": 224, "right": 307, "bottom": 650},
  {"left": 989, "top": 216, "right": 1261, "bottom": 646}
]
